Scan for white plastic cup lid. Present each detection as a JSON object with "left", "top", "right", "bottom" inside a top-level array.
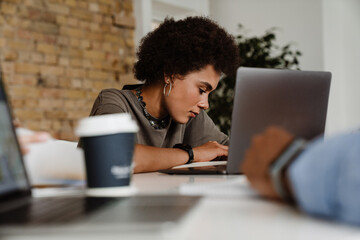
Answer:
[{"left": 76, "top": 113, "right": 138, "bottom": 137}]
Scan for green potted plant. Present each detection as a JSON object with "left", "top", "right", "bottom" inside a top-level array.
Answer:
[{"left": 207, "top": 25, "right": 302, "bottom": 134}]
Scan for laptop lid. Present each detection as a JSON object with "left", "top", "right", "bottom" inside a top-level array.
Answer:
[
  {"left": 0, "top": 71, "right": 32, "bottom": 202},
  {"left": 227, "top": 67, "right": 331, "bottom": 174}
]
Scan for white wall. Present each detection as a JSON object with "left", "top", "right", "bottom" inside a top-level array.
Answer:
[
  {"left": 209, "top": 0, "right": 323, "bottom": 71},
  {"left": 323, "top": 0, "right": 360, "bottom": 135},
  {"left": 134, "top": 0, "right": 209, "bottom": 46},
  {"left": 209, "top": 0, "right": 360, "bottom": 135}
]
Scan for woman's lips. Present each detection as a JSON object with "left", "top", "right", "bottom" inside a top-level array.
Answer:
[{"left": 190, "top": 111, "right": 198, "bottom": 118}]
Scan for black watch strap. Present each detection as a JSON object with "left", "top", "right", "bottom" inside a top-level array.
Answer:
[{"left": 173, "top": 143, "right": 194, "bottom": 164}]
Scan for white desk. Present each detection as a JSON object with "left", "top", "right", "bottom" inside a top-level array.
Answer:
[
  {"left": 130, "top": 172, "right": 360, "bottom": 240},
  {"left": 9, "top": 173, "right": 360, "bottom": 240}
]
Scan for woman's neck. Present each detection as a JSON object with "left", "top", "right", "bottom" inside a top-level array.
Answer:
[{"left": 137, "top": 84, "right": 168, "bottom": 119}]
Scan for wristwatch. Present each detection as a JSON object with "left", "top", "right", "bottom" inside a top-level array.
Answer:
[
  {"left": 173, "top": 143, "right": 194, "bottom": 164},
  {"left": 269, "top": 139, "right": 307, "bottom": 201}
]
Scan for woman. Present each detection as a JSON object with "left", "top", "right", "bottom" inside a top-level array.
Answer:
[{"left": 85, "top": 16, "right": 240, "bottom": 173}]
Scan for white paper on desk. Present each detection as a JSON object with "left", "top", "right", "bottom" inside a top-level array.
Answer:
[
  {"left": 23, "top": 139, "right": 86, "bottom": 186},
  {"left": 172, "top": 161, "right": 227, "bottom": 169},
  {"left": 179, "top": 177, "right": 256, "bottom": 197}
]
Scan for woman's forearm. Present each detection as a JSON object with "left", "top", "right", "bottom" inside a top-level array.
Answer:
[{"left": 132, "top": 144, "right": 188, "bottom": 173}]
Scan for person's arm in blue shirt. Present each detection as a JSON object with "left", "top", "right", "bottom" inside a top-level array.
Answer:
[{"left": 242, "top": 126, "right": 360, "bottom": 226}]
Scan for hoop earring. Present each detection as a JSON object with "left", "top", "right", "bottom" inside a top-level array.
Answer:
[{"left": 163, "top": 81, "right": 172, "bottom": 97}]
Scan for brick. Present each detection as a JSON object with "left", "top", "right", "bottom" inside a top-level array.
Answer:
[
  {"left": 16, "top": 30, "right": 32, "bottom": 40},
  {"left": 12, "top": 75, "right": 38, "bottom": 86},
  {"left": 24, "top": 98, "right": 38, "bottom": 108},
  {"left": 29, "top": 22, "right": 59, "bottom": 34},
  {"left": 60, "top": 26, "right": 84, "bottom": 38},
  {"left": 9, "top": 98, "right": 24, "bottom": 108},
  {"left": 64, "top": 99, "right": 77, "bottom": 109},
  {"left": 98, "top": 4, "right": 110, "bottom": 14},
  {"left": 66, "top": 89, "right": 86, "bottom": 99},
  {"left": 71, "top": 8, "right": 92, "bottom": 21},
  {"left": 87, "top": 70, "right": 109, "bottom": 80},
  {"left": 80, "top": 39, "right": 91, "bottom": 49},
  {"left": 66, "top": 68, "right": 85, "bottom": 78},
  {"left": 119, "top": 73, "right": 136, "bottom": 86},
  {"left": 98, "top": 0, "right": 112, "bottom": 5},
  {"left": 89, "top": 3, "right": 99, "bottom": 12},
  {"left": 40, "top": 65, "right": 64, "bottom": 76},
  {"left": 15, "top": 63, "right": 39, "bottom": 74},
  {"left": 64, "top": 0, "right": 76, "bottom": 7},
  {"left": 82, "top": 79, "right": 92, "bottom": 89},
  {"left": 90, "top": 61, "right": 103, "bottom": 70},
  {"left": 44, "top": 35, "right": 57, "bottom": 44},
  {"left": 43, "top": 76, "right": 59, "bottom": 87},
  {"left": 57, "top": 36, "right": 69, "bottom": 46},
  {"left": 3, "top": 29, "right": 15, "bottom": 38},
  {"left": 84, "top": 50, "right": 105, "bottom": 60},
  {"left": 59, "top": 57, "right": 70, "bottom": 66},
  {"left": 4, "top": 50, "right": 18, "bottom": 61},
  {"left": 1, "top": 2, "right": 17, "bottom": 14},
  {"left": 103, "top": 16, "right": 112, "bottom": 24},
  {"left": 77, "top": 1, "right": 88, "bottom": 9},
  {"left": 37, "top": 43, "right": 57, "bottom": 54},
  {"left": 0, "top": 38, "right": 6, "bottom": 47},
  {"left": 79, "top": 20, "right": 90, "bottom": 30},
  {"left": 69, "top": 38, "right": 80, "bottom": 47},
  {"left": 44, "top": 54, "right": 57, "bottom": 64},
  {"left": 52, "top": 120, "right": 62, "bottom": 131},
  {"left": 70, "top": 58, "right": 82, "bottom": 67},
  {"left": 123, "top": 0, "right": 133, "bottom": 11},
  {"left": 8, "top": 40, "right": 34, "bottom": 51},
  {"left": 58, "top": 78, "right": 71, "bottom": 88},
  {"left": 40, "top": 88, "right": 63, "bottom": 98},
  {"left": 66, "top": 110, "right": 89, "bottom": 120},
  {"left": 90, "top": 23, "right": 100, "bottom": 31},
  {"left": 113, "top": 13, "right": 135, "bottom": 28},
  {"left": 47, "top": 3, "right": 70, "bottom": 15},
  {"left": 93, "top": 14, "right": 102, "bottom": 23},
  {"left": 18, "top": 52, "right": 32, "bottom": 62},
  {"left": 9, "top": 86, "right": 40, "bottom": 98},
  {"left": 45, "top": 110, "right": 67, "bottom": 120},
  {"left": 104, "top": 34, "right": 119, "bottom": 43},
  {"left": 31, "top": 52, "right": 43, "bottom": 63},
  {"left": 67, "top": 17, "right": 78, "bottom": 27},
  {"left": 71, "top": 79, "right": 82, "bottom": 88},
  {"left": 24, "top": 0, "right": 46, "bottom": 9},
  {"left": 56, "top": 15, "right": 67, "bottom": 25},
  {"left": 87, "top": 32, "right": 103, "bottom": 41},
  {"left": 14, "top": 109, "right": 43, "bottom": 120},
  {"left": 92, "top": 80, "right": 105, "bottom": 89}
]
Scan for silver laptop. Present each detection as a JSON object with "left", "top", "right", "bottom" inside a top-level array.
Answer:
[
  {"left": 160, "top": 67, "right": 331, "bottom": 175},
  {"left": 0, "top": 71, "right": 200, "bottom": 237}
]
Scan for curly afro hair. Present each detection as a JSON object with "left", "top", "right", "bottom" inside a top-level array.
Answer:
[{"left": 134, "top": 16, "right": 240, "bottom": 85}]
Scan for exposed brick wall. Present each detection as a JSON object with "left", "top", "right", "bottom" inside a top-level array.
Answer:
[{"left": 0, "top": 0, "right": 136, "bottom": 141}]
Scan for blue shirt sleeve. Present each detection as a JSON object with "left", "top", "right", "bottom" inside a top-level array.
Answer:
[{"left": 288, "top": 132, "right": 360, "bottom": 225}]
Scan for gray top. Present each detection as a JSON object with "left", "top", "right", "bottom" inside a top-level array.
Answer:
[{"left": 87, "top": 88, "right": 229, "bottom": 148}]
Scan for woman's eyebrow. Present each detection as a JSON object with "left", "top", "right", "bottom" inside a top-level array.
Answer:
[{"left": 199, "top": 81, "right": 213, "bottom": 91}]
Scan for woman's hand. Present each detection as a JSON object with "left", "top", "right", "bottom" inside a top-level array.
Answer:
[
  {"left": 18, "top": 132, "right": 51, "bottom": 155},
  {"left": 14, "top": 120, "right": 51, "bottom": 155},
  {"left": 193, "top": 141, "right": 228, "bottom": 162}
]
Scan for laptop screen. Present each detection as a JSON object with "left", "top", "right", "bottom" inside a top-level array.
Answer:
[{"left": 0, "top": 75, "right": 29, "bottom": 197}]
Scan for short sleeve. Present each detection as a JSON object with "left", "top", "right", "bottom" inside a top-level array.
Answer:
[
  {"left": 183, "top": 110, "right": 229, "bottom": 147},
  {"left": 89, "top": 89, "right": 127, "bottom": 116}
]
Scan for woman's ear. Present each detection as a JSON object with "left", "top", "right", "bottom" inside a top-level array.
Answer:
[{"left": 163, "top": 74, "right": 174, "bottom": 85}]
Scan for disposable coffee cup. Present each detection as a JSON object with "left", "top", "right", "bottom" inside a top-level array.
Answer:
[{"left": 76, "top": 113, "right": 138, "bottom": 197}]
